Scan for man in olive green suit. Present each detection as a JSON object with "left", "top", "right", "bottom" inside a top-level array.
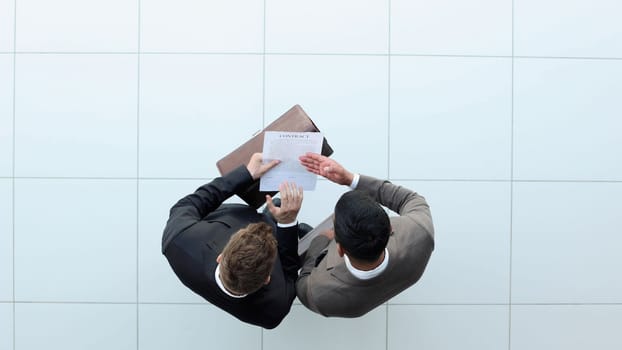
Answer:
[{"left": 296, "top": 153, "right": 435, "bottom": 317}]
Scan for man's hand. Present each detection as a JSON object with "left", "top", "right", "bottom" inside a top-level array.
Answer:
[
  {"left": 299, "top": 152, "right": 353, "bottom": 186},
  {"left": 246, "top": 153, "right": 280, "bottom": 180},
  {"left": 266, "top": 181, "right": 303, "bottom": 224}
]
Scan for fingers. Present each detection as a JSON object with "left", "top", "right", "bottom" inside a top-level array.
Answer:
[
  {"left": 266, "top": 181, "right": 304, "bottom": 224},
  {"left": 250, "top": 154, "right": 281, "bottom": 179},
  {"left": 262, "top": 159, "right": 280, "bottom": 172},
  {"left": 278, "top": 181, "right": 303, "bottom": 216},
  {"left": 299, "top": 153, "right": 329, "bottom": 176},
  {"left": 251, "top": 152, "right": 262, "bottom": 161},
  {"left": 299, "top": 152, "right": 325, "bottom": 166},
  {"left": 304, "top": 152, "right": 324, "bottom": 161},
  {"left": 299, "top": 157, "right": 319, "bottom": 173},
  {"left": 247, "top": 153, "right": 265, "bottom": 180},
  {"left": 279, "top": 181, "right": 303, "bottom": 203},
  {"left": 294, "top": 184, "right": 304, "bottom": 206},
  {"left": 301, "top": 165, "right": 321, "bottom": 175},
  {"left": 265, "top": 194, "right": 277, "bottom": 214}
]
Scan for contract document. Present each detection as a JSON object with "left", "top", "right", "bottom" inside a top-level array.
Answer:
[{"left": 260, "top": 131, "right": 323, "bottom": 191}]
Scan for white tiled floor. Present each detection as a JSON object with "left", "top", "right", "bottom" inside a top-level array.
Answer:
[
  {"left": 512, "top": 182, "right": 622, "bottom": 304},
  {"left": 511, "top": 305, "right": 622, "bottom": 350},
  {"left": 388, "top": 305, "right": 509, "bottom": 350},
  {"left": 0, "top": 180, "right": 12, "bottom": 302},
  {"left": 390, "top": 181, "right": 511, "bottom": 304},
  {"left": 265, "top": 54, "right": 389, "bottom": 178},
  {"left": 14, "top": 179, "right": 137, "bottom": 303},
  {"left": 0, "top": 303, "right": 12, "bottom": 350},
  {"left": 3, "top": 1, "right": 622, "bottom": 350},
  {"left": 0, "top": 0, "right": 14, "bottom": 52},
  {"left": 513, "top": 58, "right": 622, "bottom": 181},
  {"left": 391, "top": 0, "right": 512, "bottom": 56},
  {"left": 264, "top": 305, "right": 387, "bottom": 350},
  {"left": 515, "top": 0, "right": 622, "bottom": 58},
  {"left": 139, "top": 54, "right": 263, "bottom": 179},
  {"left": 0, "top": 54, "right": 12, "bottom": 177},
  {"left": 14, "top": 54, "right": 138, "bottom": 178},
  {"left": 15, "top": 303, "right": 136, "bottom": 350},
  {"left": 16, "top": 0, "right": 138, "bottom": 52},
  {"left": 265, "top": 0, "right": 389, "bottom": 54},
  {"left": 138, "top": 179, "right": 210, "bottom": 303},
  {"left": 141, "top": 0, "right": 263, "bottom": 53},
  {"left": 390, "top": 56, "right": 512, "bottom": 180},
  {"left": 139, "top": 304, "right": 262, "bottom": 350}
]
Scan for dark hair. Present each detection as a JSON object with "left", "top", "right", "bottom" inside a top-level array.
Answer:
[
  {"left": 220, "top": 222, "right": 277, "bottom": 295},
  {"left": 333, "top": 191, "right": 391, "bottom": 262}
]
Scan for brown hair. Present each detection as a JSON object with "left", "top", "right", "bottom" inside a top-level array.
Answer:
[{"left": 219, "top": 222, "right": 277, "bottom": 295}]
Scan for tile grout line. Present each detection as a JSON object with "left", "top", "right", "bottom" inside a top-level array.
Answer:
[
  {"left": 3, "top": 176, "right": 622, "bottom": 183},
  {"left": 261, "top": 0, "right": 267, "bottom": 131},
  {"left": 5, "top": 51, "right": 622, "bottom": 61},
  {"left": 261, "top": 1, "right": 267, "bottom": 349},
  {"left": 385, "top": 304, "right": 390, "bottom": 350},
  {"left": 386, "top": 0, "right": 392, "bottom": 183},
  {"left": 136, "top": 1, "right": 141, "bottom": 349},
  {"left": 12, "top": 0, "right": 17, "bottom": 348},
  {"left": 386, "top": 2, "right": 391, "bottom": 349},
  {"left": 509, "top": 0, "right": 515, "bottom": 349},
  {"left": 7, "top": 300, "right": 622, "bottom": 306}
]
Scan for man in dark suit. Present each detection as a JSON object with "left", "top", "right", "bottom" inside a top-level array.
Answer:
[{"left": 162, "top": 153, "right": 305, "bottom": 329}]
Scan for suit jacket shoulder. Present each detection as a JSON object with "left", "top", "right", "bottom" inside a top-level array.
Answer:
[
  {"left": 161, "top": 165, "right": 301, "bottom": 328},
  {"left": 296, "top": 175, "right": 434, "bottom": 317},
  {"left": 162, "top": 165, "right": 253, "bottom": 253}
]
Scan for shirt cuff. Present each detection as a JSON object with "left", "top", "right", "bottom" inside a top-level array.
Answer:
[
  {"left": 349, "top": 173, "right": 360, "bottom": 189},
  {"left": 277, "top": 220, "right": 298, "bottom": 228}
]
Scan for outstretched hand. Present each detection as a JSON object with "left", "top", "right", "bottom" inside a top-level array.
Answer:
[
  {"left": 246, "top": 153, "right": 280, "bottom": 180},
  {"left": 266, "top": 181, "right": 303, "bottom": 224},
  {"left": 299, "top": 153, "right": 353, "bottom": 186}
]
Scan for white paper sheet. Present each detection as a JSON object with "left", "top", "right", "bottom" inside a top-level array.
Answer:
[{"left": 260, "top": 131, "right": 323, "bottom": 191}]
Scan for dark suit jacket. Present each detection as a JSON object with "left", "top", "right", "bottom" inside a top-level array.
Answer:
[
  {"left": 296, "top": 175, "right": 435, "bottom": 317},
  {"left": 162, "top": 166, "right": 300, "bottom": 329}
]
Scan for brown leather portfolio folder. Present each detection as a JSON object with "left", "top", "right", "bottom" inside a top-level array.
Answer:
[{"left": 216, "top": 105, "right": 334, "bottom": 208}]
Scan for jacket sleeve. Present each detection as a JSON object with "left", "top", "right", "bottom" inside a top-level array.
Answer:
[
  {"left": 161, "top": 165, "right": 254, "bottom": 253},
  {"left": 295, "top": 235, "right": 331, "bottom": 313},
  {"left": 356, "top": 175, "right": 434, "bottom": 240},
  {"left": 270, "top": 223, "right": 302, "bottom": 322},
  {"left": 275, "top": 225, "right": 301, "bottom": 283}
]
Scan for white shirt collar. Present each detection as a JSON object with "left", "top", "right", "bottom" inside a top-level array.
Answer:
[
  {"left": 343, "top": 248, "right": 389, "bottom": 280},
  {"left": 215, "top": 264, "right": 248, "bottom": 298}
]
